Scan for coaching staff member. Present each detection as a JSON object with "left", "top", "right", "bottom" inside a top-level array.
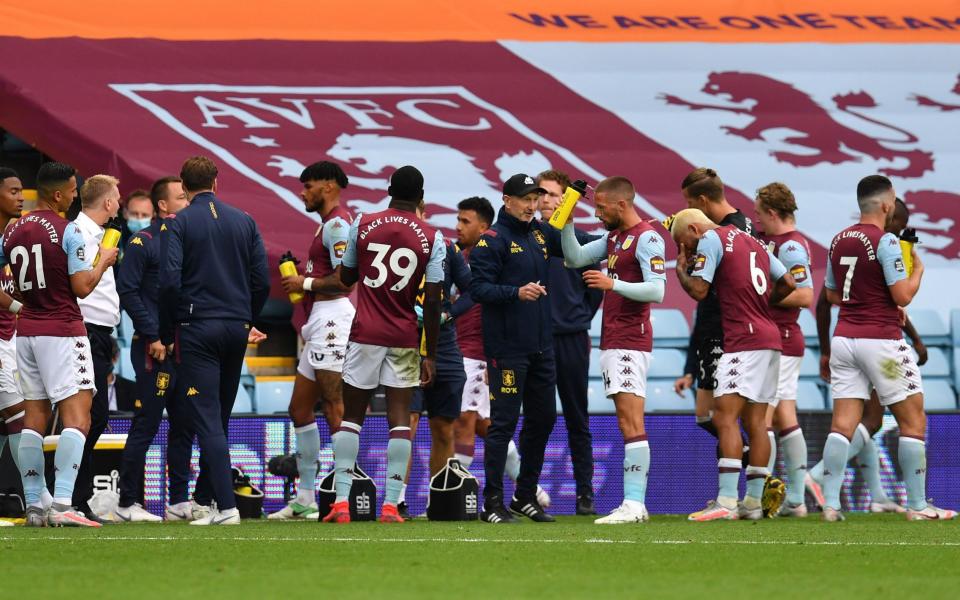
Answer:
[
  {"left": 159, "top": 156, "right": 269, "bottom": 526},
  {"left": 469, "top": 173, "right": 565, "bottom": 524}
]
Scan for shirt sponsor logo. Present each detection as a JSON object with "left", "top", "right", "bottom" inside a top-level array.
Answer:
[{"left": 510, "top": 241, "right": 523, "bottom": 254}]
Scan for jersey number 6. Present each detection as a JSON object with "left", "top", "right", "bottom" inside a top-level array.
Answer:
[
  {"left": 364, "top": 242, "right": 419, "bottom": 291},
  {"left": 749, "top": 251, "right": 767, "bottom": 295}
]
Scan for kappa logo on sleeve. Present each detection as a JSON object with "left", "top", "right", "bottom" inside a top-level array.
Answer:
[
  {"left": 693, "top": 254, "right": 707, "bottom": 271},
  {"left": 790, "top": 264, "right": 809, "bottom": 282},
  {"left": 476, "top": 239, "right": 488, "bottom": 248},
  {"left": 130, "top": 237, "right": 144, "bottom": 246},
  {"left": 650, "top": 256, "right": 665, "bottom": 273}
]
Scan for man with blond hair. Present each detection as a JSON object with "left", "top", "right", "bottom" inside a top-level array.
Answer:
[
  {"left": 671, "top": 208, "right": 795, "bottom": 521},
  {"left": 72, "top": 173, "right": 123, "bottom": 520}
]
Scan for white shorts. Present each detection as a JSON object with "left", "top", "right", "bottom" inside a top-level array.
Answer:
[
  {"left": 600, "top": 349, "right": 650, "bottom": 398},
  {"left": 297, "top": 297, "right": 355, "bottom": 379},
  {"left": 774, "top": 355, "right": 803, "bottom": 406},
  {"left": 461, "top": 357, "right": 490, "bottom": 419},
  {"left": 342, "top": 342, "right": 420, "bottom": 390},
  {"left": 830, "top": 337, "right": 923, "bottom": 406},
  {"left": 17, "top": 336, "right": 96, "bottom": 403},
  {"left": 714, "top": 349, "right": 780, "bottom": 404},
  {"left": 0, "top": 336, "right": 22, "bottom": 410}
]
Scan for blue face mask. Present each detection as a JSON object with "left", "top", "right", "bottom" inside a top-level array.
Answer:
[{"left": 127, "top": 217, "right": 151, "bottom": 234}]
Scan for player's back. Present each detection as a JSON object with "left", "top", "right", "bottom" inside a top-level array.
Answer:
[
  {"left": 1, "top": 210, "right": 86, "bottom": 337},
  {"left": 350, "top": 208, "right": 438, "bottom": 349},
  {"left": 709, "top": 225, "right": 780, "bottom": 352},
  {"left": 829, "top": 223, "right": 901, "bottom": 339}
]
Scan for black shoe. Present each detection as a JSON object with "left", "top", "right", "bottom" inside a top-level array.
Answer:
[
  {"left": 510, "top": 496, "right": 556, "bottom": 522},
  {"left": 576, "top": 495, "right": 596, "bottom": 515},
  {"left": 480, "top": 503, "right": 518, "bottom": 524},
  {"left": 397, "top": 502, "right": 411, "bottom": 520}
]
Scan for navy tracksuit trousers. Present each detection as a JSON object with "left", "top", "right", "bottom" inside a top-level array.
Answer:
[{"left": 173, "top": 319, "right": 248, "bottom": 511}]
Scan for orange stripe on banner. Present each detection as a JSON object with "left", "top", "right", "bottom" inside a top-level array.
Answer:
[{"left": 1, "top": 1, "right": 959, "bottom": 42}]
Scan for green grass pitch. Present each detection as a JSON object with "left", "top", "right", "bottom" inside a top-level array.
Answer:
[{"left": 3, "top": 515, "right": 959, "bottom": 599}]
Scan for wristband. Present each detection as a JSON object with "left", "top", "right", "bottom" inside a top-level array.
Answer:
[
  {"left": 8, "top": 300, "right": 22, "bottom": 314},
  {"left": 303, "top": 277, "right": 315, "bottom": 292}
]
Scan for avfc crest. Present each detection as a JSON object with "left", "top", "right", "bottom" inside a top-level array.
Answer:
[
  {"left": 156, "top": 372, "right": 170, "bottom": 391},
  {"left": 532, "top": 230, "right": 545, "bottom": 246},
  {"left": 502, "top": 369, "right": 515, "bottom": 387}
]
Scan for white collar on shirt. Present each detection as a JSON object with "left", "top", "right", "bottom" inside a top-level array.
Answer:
[{"left": 74, "top": 210, "right": 105, "bottom": 240}]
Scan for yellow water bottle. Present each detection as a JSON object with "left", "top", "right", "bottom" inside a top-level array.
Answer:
[
  {"left": 93, "top": 219, "right": 122, "bottom": 266},
  {"left": 899, "top": 228, "right": 919, "bottom": 276},
  {"left": 279, "top": 251, "right": 304, "bottom": 304},
  {"left": 547, "top": 179, "right": 589, "bottom": 229}
]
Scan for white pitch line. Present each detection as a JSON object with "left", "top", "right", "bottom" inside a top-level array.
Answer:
[{"left": 1, "top": 536, "right": 959, "bottom": 547}]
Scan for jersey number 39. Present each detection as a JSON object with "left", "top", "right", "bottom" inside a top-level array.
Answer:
[{"left": 364, "top": 243, "right": 419, "bottom": 291}]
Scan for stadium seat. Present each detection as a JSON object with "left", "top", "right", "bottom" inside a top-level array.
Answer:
[
  {"left": 588, "top": 311, "right": 603, "bottom": 341},
  {"left": 798, "top": 309, "right": 818, "bottom": 347},
  {"left": 951, "top": 309, "right": 960, "bottom": 348},
  {"left": 645, "top": 378, "right": 692, "bottom": 411},
  {"left": 923, "top": 379, "right": 957, "bottom": 410},
  {"left": 118, "top": 345, "right": 135, "bottom": 380},
  {"left": 239, "top": 360, "right": 257, "bottom": 407},
  {"left": 954, "top": 352, "right": 960, "bottom": 394},
  {"left": 233, "top": 385, "right": 253, "bottom": 413},
  {"left": 255, "top": 378, "right": 294, "bottom": 414},
  {"left": 919, "top": 347, "right": 950, "bottom": 378},
  {"left": 796, "top": 380, "right": 826, "bottom": 410},
  {"left": 118, "top": 310, "right": 134, "bottom": 348},
  {"left": 587, "top": 378, "right": 615, "bottom": 414},
  {"left": 908, "top": 309, "right": 950, "bottom": 347},
  {"left": 648, "top": 349, "right": 685, "bottom": 379},
  {"left": 800, "top": 350, "right": 820, "bottom": 378},
  {"left": 650, "top": 309, "right": 690, "bottom": 348},
  {"left": 589, "top": 346, "right": 601, "bottom": 378}
]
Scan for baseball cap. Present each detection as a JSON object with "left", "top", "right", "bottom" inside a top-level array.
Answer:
[
  {"left": 502, "top": 173, "right": 546, "bottom": 198},
  {"left": 388, "top": 165, "right": 424, "bottom": 200}
]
